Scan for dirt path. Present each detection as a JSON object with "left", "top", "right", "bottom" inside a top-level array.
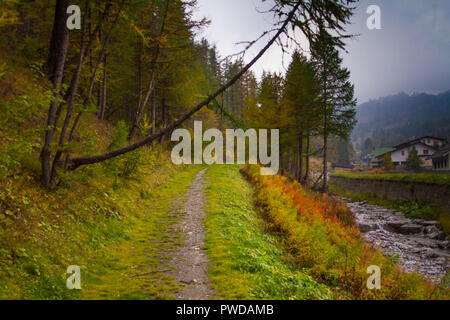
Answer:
[{"left": 168, "top": 169, "right": 214, "bottom": 300}]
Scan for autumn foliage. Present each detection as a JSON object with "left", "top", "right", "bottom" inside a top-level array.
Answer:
[{"left": 241, "top": 165, "right": 448, "bottom": 300}]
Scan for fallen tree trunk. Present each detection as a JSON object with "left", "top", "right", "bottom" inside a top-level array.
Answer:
[{"left": 68, "top": 2, "right": 302, "bottom": 171}]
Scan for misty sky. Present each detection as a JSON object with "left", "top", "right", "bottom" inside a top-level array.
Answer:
[{"left": 192, "top": 0, "right": 450, "bottom": 104}]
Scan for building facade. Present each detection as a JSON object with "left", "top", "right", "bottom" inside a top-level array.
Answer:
[
  {"left": 430, "top": 145, "right": 450, "bottom": 171},
  {"left": 376, "top": 136, "right": 446, "bottom": 169}
]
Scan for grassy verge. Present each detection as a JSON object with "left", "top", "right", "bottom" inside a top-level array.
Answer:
[
  {"left": 203, "top": 165, "right": 331, "bottom": 300},
  {"left": 331, "top": 171, "right": 450, "bottom": 186},
  {"left": 0, "top": 153, "right": 203, "bottom": 299},
  {"left": 329, "top": 184, "right": 450, "bottom": 234},
  {"left": 0, "top": 57, "right": 204, "bottom": 299},
  {"left": 242, "top": 165, "right": 449, "bottom": 300},
  {"left": 81, "top": 164, "right": 202, "bottom": 300}
]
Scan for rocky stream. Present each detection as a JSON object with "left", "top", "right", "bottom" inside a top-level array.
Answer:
[{"left": 342, "top": 199, "right": 449, "bottom": 281}]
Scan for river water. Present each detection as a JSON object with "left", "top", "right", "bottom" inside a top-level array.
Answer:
[{"left": 341, "top": 199, "right": 449, "bottom": 281}]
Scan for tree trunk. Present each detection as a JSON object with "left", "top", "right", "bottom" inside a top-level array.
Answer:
[
  {"left": 297, "top": 133, "right": 303, "bottom": 182},
  {"left": 160, "top": 98, "right": 167, "bottom": 144},
  {"left": 68, "top": 2, "right": 302, "bottom": 170},
  {"left": 279, "top": 138, "right": 284, "bottom": 176},
  {"left": 151, "top": 80, "right": 157, "bottom": 135},
  {"left": 288, "top": 149, "right": 295, "bottom": 174},
  {"left": 128, "top": 0, "right": 170, "bottom": 141},
  {"left": 322, "top": 109, "right": 328, "bottom": 193},
  {"left": 49, "top": 3, "right": 90, "bottom": 184},
  {"left": 303, "top": 131, "right": 310, "bottom": 185},
  {"left": 66, "top": 3, "right": 122, "bottom": 144},
  {"left": 136, "top": 38, "right": 143, "bottom": 117},
  {"left": 45, "top": 0, "right": 70, "bottom": 83},
  {"left": 98, "top": 54, "right": 107, "bottom": 120},
  {"left": 41, "top": 0, "right": 70, "bottom": 188}
]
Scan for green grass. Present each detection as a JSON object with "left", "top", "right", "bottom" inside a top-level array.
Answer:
[
  {"left": 0, "top": 55, "right": 208, "bottom": 299},
  {"left": 329, "top": 184, "right": 450, "bottom": 234},
  {"left": 0, "top": 158, "right": 203, "bottom": 300},
  {"left": 331, "top": 171, "right": 450, "bottom": 186},
  {"left": 81, "top": 164, "right": 203, "bottom": 300},
  {"left": 203, "top": 165, "right": 331, "bottom": 300}
]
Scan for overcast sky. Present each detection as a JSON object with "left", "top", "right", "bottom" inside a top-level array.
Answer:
[{"left": 192, "top": 0, "right": 450, "bottom": 104}]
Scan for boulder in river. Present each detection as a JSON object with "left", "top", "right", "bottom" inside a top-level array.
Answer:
[
  {"left": 424, "top": 226, "right": 439, "bottom": 235},
  {"left": 399, "top": 224, "right": 424, "bottom": 235},
  {"left": 386, "top": 221, "right": 423, "bottom": 234},
  {"left": 420, "top": 221, "right": 439, "bottom": 227},
  {"left": 357, "top": 221, "right": 379, "bottom": 233}
]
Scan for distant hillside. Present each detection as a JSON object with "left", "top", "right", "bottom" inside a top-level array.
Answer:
[{"left": 352, "top": 91, "right": 450, "bottom": 152}]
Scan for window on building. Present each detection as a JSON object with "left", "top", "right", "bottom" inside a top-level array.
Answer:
[
  {"left": 424, "top": 149, "right": 429, "bottom": 155},
  {"left": 401, "top": 150, "right": 405, "bottom": 156}
]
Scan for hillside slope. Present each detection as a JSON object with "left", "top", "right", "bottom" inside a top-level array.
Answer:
[{"left": 352, "top": 91, "right": 450, "bottom": 150}]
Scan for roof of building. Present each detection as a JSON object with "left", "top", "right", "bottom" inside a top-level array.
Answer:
[
  {"left": 430, "top": 145, "right": 450, "bottom": 160},
  {"left": 372, "top": 147, "right": 395, "bottom": 160},
  {"left": 393, "top": 136, "right": 446, "bottom": 150}
]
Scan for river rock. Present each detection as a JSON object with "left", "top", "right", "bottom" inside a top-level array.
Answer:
[
  {"left": 420, "top": 221, "right": 439, "bottom": 227},
  {"left": 438, "top": 241, "right": 449, "bottom": 249},
  {"left": 415, "top": 238, "right": 439, "bottom": 249},
  {"left": 422, "top": 249, "right": 440, "bottom": 259},
  {"left": 338, "top": 196, "right": 450, "bottom": 280},
  {"left": 427, "top": 232, "right": 440, "bottom": 240},
  {"left": 400, "top": 224, "right": 424, "bottom": 234},
  {"left": 437, "top": 232, "right": 447, "bottom": 241},
  {"left": 385, "top": 221, "right": 423, "bottom": 234},
  {"left": 424, "top": 226, "right": 439, "bottom": 235},
  {"left": 385, "top": 221, "right": 406, "bottom": 233},
  {"left": 357, "top": 222, "right": 379, "bottom": 233}
]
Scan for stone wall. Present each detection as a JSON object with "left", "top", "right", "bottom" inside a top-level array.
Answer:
[{"left": 330, "top": 176, "right": 450, "bottom": 211}]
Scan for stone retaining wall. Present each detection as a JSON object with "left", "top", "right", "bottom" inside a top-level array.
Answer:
[{"left": 330, "top": 176, "right": 450, "bottom": 211}]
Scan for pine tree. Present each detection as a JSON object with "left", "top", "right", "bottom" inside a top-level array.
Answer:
[
  {"left": 405, "top": 147, "right": 423, "bottom": 171},
  {"left": 282, "top": 51, "right": 320, "bottom": 182},
  {"left": 382, "top": 153, "right": 394, "bottom": 171},
  {"left": 311, "top": 29, "right": 357, "bottom": 193}
]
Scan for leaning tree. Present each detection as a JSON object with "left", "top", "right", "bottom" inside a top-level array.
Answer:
[{"left": 41, "top": 0, "right": 358, "bottom": 187}]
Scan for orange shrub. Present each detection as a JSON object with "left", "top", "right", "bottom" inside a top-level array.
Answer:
[{"left": 241, "top": 165, "right": 447, "bottom": 300}]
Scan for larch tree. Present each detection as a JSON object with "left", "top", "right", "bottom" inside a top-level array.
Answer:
[
  {"left": 311, "top": 29, "right": 357, "bottom": 193},
  {"left": 38, "top": 0, "right": 358, "bottom": 185},
  {"left": 282, "top": 51, "right": 320, "bottom": 183}
]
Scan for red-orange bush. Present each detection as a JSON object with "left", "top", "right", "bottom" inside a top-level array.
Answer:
[{"left": 241, "top": 165, "right": 447, "bottom": 300}]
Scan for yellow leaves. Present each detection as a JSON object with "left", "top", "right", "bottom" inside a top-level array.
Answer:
[
  {"left": 0, "top": 62, "right": 9, "bottom": 79},
  {"left": 158, "top": 34, "right": 168, "bottom": 45},
  {"left": 140, "top": 114, "right": 153, "bottom": 134},
  {"left": 0, "top": 4, "right": 18, "bottom": 28},
  {"left": 22, "top": 196, "right": 29, "bottom": 205}
]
